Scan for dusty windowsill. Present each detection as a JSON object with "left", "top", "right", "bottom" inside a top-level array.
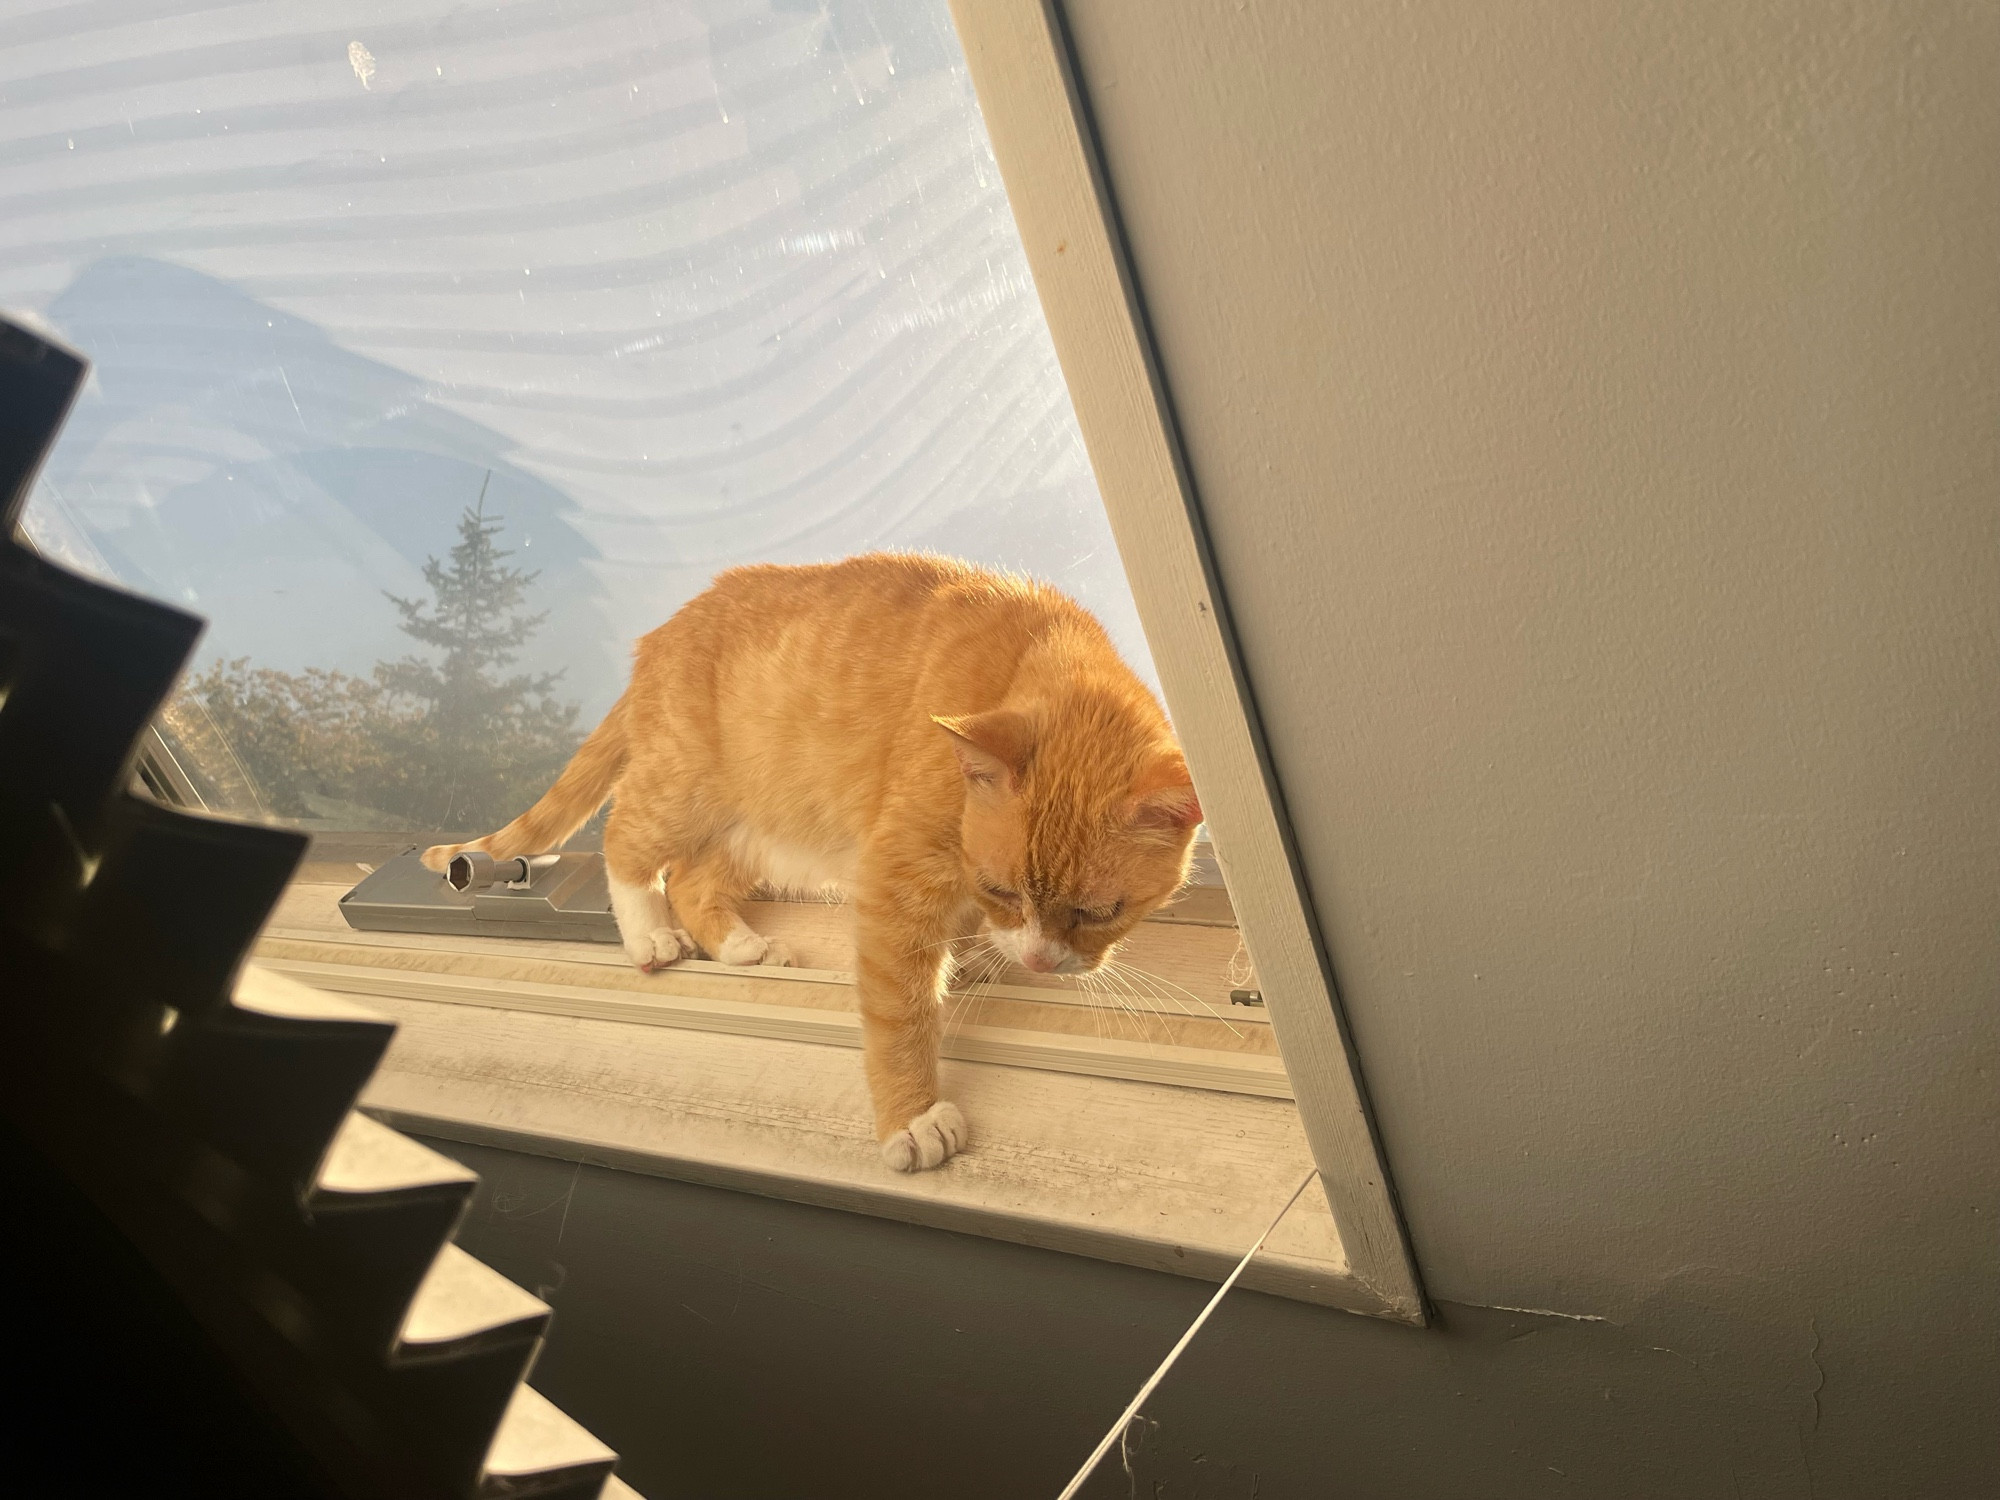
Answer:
[
  {"left": 341, "top": 987, "right": 1404, "bottom": 1318},
  {"left": 253, "top": 877, "right": 1413, "bottom": 1320}
]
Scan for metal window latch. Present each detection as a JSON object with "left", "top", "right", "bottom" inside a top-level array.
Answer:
[
  {"left": 1229, "top": 988, "right": 1264, "bottom": 1007},
  {"left": 445, "top": 850, "right": 560, "bottom": 892},
  {"left": 341, "top": 848, "right": 620, "bottom": 942}
]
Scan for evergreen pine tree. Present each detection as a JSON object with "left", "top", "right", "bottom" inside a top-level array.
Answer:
[
  {"left": 171, "top": 480, "right": 583, "bottom": 832},
  {"left": 376, "top": 482, "right": 581, "bottom": 829}
]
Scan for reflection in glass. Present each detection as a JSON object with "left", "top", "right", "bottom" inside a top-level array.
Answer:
[{"left": 2, "top": 0, "right": 1151, "bottom": 830}]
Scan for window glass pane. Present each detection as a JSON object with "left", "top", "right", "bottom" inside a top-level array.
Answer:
[{"left": 3, "top": 0, "right": 1154, "bottom": 831}]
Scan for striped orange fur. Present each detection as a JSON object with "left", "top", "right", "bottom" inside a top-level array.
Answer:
[{"left": 424, "top": 553, "right": 1199, "bottom": 1171}]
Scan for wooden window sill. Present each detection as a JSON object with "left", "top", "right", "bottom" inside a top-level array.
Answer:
[
  {"left": 340, "top": 990, "right": 1398, "bottom": 1318},
  {"left": 254, "top": 885, "right": 1411, "bottom": 1319}
]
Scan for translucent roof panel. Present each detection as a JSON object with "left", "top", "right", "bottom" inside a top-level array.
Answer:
[{"left": 2, "top": 0, "right": 1154, "bottom": 826}]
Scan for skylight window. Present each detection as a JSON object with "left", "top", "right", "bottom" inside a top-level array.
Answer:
[
  {"left": 3, "top": 0, "right": 1420, "bottom": 1325},
  {"left": 6, "top": 0, "right": 1151, "bottom": 834}
]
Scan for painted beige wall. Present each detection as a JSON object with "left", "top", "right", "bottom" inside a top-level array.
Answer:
[{"left": 1057, "top": 0, "right": 1998, "bottom": 1487}]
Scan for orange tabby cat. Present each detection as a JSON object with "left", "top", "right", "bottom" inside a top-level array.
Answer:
[{"left": 422, "top": 553, "right": 1200, "bottom": 1171}]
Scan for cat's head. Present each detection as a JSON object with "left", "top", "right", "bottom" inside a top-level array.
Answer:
[{"left": 934, "top": 700, "right": 1201, "bottom": 975}]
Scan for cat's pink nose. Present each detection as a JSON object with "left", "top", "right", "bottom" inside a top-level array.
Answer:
[{"left": 1022, "top": 951, "right": 1059, "bottom": 973}]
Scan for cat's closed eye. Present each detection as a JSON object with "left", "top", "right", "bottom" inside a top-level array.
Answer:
[
  {"left": 1072, "top": 902, "right": 1122, "bottom": 925},
  {"left": 982, "top": 884, "right": 1022, "bottom": 904}
]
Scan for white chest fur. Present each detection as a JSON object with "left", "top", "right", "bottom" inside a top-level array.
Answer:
[{"left": 726, "top": 825, "right": 856, "bottom": 899}]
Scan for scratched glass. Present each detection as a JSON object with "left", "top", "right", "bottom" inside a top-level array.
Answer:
[{"left": 2, "top": 0, "right": 1152, "bottom": 829}]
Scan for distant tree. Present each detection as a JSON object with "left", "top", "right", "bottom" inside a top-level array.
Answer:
[
  {"left": 375, "top": 493, "right": 581, "bottom": 829},
  {"left": 168, "top": 660, "right": 404, "bottom": 823},
  {"left": 169, "top": 490, "right": 582, "bottom": 832}
]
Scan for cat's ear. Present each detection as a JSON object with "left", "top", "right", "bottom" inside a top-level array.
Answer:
[
  {"left": 1129, "top": 757, "right": 1203, "bottom": 832},
  {"left": 932, "top": 711, "right": 1033, "bottom": 797}
]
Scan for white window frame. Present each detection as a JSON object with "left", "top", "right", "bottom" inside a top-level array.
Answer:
[{"left": 945, "top": 0, "right": 1424, "bottom": 1321}]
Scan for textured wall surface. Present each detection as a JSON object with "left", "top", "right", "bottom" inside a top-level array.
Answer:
[{"left": 1058, "top": 0, "right": 1999, "bottom": 1490}]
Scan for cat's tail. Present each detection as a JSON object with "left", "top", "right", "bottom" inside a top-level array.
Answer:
[{"left": 419, "top": 698, "right": 630, "bottom": 873}]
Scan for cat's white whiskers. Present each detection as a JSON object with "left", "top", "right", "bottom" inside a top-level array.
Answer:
[
  {"left": 941, "top": 952, "right": 990, "bottom": 1039},
  {"left": 943, "top": 946, "right": 1011, "bottom": 1041},
  {"left": 948, "top": 945, "right": 1004, "bottom": 999},
  {"left": 1076, "top": 973, "right": 1130, "bottom": 1044},
  {"left": 1100, "top": 968, "right": 1175, "bottom": 1045},
  {"left": 1105, "top": 958, "right": 1244, "bottom": 1039},
  {"left": 1074, "top": 973, "right": 1116, "bottom": 1043},
  {"left": 949, "top": 953, "right": 984, "bottom": 997},
  {"left": 1101, "top": 961, "right": 1183, "bottom": 1023},
  {"left": 956, "top": 944, "right": 1008, "bottom": 992},
  {"left": 946, "top": 939, "right": 1001, "bottom": 987},
  {"left": 942, "top": 987, "right": 978, "bottom": 1043},
  {"left": 1078, "top": 968, "right": 1155, "bottom": 1046},
  {"left": 1130, "top": 966, "right": 1220, "bottom": 1015}
]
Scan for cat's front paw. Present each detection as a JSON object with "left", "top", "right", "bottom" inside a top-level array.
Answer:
[
  {"left": 717, "top": 927, "right": 794, "bottom": 967},
  {"left": 881, "top": 1101, "right": 966, "bottom": 1172},
  {"left": 629, "top": 927, "right": 694, "bottom": 972}
]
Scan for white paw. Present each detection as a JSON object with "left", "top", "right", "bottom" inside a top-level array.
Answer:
[
  {"left": 629, "top": 927, "right": 693, "bottom": 972},
  {"left": 717, "top": 927, "right": 792, "bottom": 967},
  {"left": 881, "top": 1101, "right": 967, "bottom": 1172}
]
